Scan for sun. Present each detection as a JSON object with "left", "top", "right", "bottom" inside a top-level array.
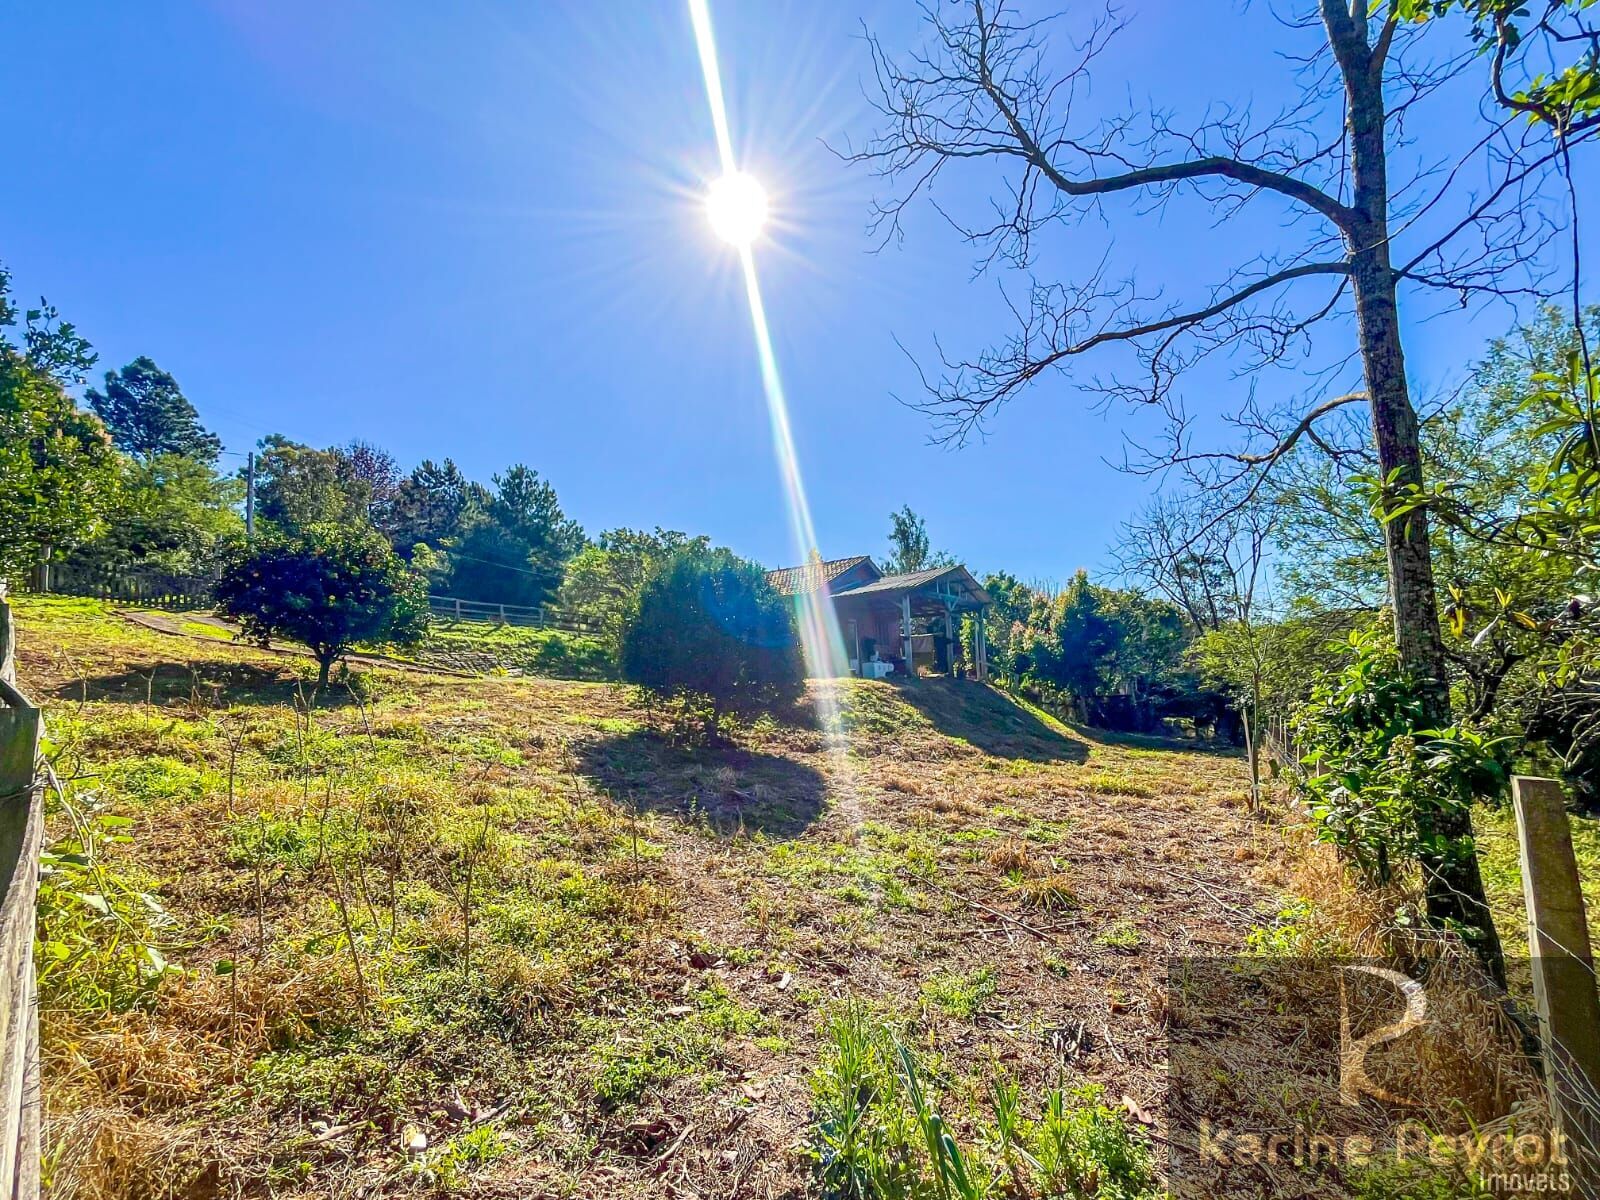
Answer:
[{"left": 705, "top": 171, "right": 768, "bottom": 246}]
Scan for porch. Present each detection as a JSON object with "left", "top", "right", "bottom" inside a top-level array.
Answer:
[{"left": 831, "top": 566, "right": 991, "bottom": 681}]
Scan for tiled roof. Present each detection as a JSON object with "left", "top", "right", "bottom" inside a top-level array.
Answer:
[{"left": 765, "top": 555, "right": 875, "bottom": 596}]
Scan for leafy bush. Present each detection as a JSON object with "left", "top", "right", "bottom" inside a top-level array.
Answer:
[
  {"left": 620, "top": 545, "right": 803, "bottom": 741},
  {"left": 1295, "top": 629, "right": 1509, "bottom": 889},
  {"left": 559, "top": 527, "right": 709, "bottom": 653},
  {"left": 38, "top": 785, "right": 174, "bottom": 1013},
  {"left": 215, "top": 523, "right": 429, "bottom": 687}
]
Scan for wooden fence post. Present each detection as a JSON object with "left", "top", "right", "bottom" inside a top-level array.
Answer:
[
  {"left": 0, "top": 596, "right": 41, "bottom": 1199},
  {"left": 0, "top": 601, "right": 11, "bottom": 690},
  {"left": 1512, "top": 776, "right": 1600, "bottom": 1192}
]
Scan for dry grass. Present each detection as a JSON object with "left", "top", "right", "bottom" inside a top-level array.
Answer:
[
  {"left": 1015, "top": 871, "right": 1078, "bottom": 912},
  {"left": 18, "top": 596, "right": 1271, "bottom": 1198},
  {"left": 984, "top": 837, "right": 1042, "bottom": 877}
]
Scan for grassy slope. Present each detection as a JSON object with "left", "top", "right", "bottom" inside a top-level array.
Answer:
[
  {"left": 21, "top": 597, "right": 1272, "bottom": 1197},
  {"left": 123, "top": 607, "right": 614, "bottom": 681},
  {"left": 385, "top": 619, "right": 612, "bottom": 680}
]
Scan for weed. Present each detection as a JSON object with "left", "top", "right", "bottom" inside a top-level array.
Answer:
[
  {"left": 764, "top": 833, "right": 928, "bottom": 910},
  {"left": 920, "top": 967, "right": 997, "bottom": 1018},
  {"left": 101, "top": 756, "right": 212, "bottom": 808},
  {"left": 1016, "top": 871, "right": 1077, "bottom": 912},
  {"left": 38, "top": 784, "right": 175, "bottom": 1012},
  {"left": 985, "top": 837, "right": 1041, "bottom": 878},
  {"left": 1347, "top": 1159, "right": 1490, "bottom": 1199},
  {"left": 1080, "top": 771, "right": 1155, "bottom": 798},
  {"left": 808, "top": 1003, "right": 1159, "bottom": 1200},
  {"left": 1244, "top": 898, "right": 1339, "bottom": 956},
  {"left": 1094, "top": 921, "right": 1143, "bottom": 951},
  {"left": 415, "top": 1122, "right": 507, "bottom": 1190}
]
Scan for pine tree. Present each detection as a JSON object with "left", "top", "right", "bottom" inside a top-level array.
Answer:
[{"left": 86, "top": 356, "right": 221, "bottom": 462}]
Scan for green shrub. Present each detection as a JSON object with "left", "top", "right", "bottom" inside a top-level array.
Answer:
[
  {"left": 38, "top": 788, "right": 174, "bottom": 1013},
  {"left": 620, "top": 546, "right": 803, "bottom": 742},
  {"left": 1294, "top": 629, "right": 1508, "bottom": 887},
  {"left": 215, "top": 523, "right": 429, "bottom": 687}
]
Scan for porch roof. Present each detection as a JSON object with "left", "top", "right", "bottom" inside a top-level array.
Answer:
[{"left": 833, "top": 564, "right": 991, "bottom": 608}]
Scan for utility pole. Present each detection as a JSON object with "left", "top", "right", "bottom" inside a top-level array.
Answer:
[{"left": 245, "top": 451, "right": 255, "bottom": 540}]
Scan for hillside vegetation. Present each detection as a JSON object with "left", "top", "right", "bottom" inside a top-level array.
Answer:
[{"left": 23, "top": 596, "right": 1271, "bottom": 1198}]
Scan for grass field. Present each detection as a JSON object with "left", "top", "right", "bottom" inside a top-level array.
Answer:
[{"left": 23, "top": 594, "right": 1570, "bottom": 1198}]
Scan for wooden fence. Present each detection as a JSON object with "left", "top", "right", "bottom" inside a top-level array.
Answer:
[
  {"left": 29, "top": 568, "right": 602, "bottom": 636},
  {"left": 38, "top": 565, "right": 213, "bottom": 611},
  {"left": 0, "top": 597, "right": 42, "bottom": 1199},
  {"left": 427, "top": 594, "right": 599, "bottom": 635},
  {"left": 1261, "top": 714, "right": 1307, "bottom": 785}
]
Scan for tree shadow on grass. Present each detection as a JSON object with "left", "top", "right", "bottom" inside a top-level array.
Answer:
[
  {"left": 885, "top": 678, "right": 1090, "bottom": 764},
  {"left": 577, "top": 727, "right": 827, "bottom": 840},
  {"left": 51, "top": 662, "right": 363, "bottom": 709}
]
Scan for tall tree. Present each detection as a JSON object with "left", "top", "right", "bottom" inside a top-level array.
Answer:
[
  {"left": 86, "top": 356, "right": 220, "bottom": 463},
  {"left": 560, "top": 528, "right": 709, "bottom": 650},
  {"left": 850, "top": 0, "right": 1575, "bottom": 979},
  {"left": 0, "top": 265, "right": 117, "bottom": 586},
  {"left": 334, "top": 440, "right": 403, "bottom": 532},
  {"left": 979, "top": 569, "right": 1032, "bottom": 682},
  {"left": 388, "top": 457, "right": 489, "bottom": 559},
  {"left": 882, "top": 505, "right": 952, "bottom": 574},
  {"left": 251, "top": 435, "right": 367, "bottom": 535},
  {"left": 449, "top": 466, "right": 585, "bottom": 606},
  {"left": 63, "top": 453, "right": 243, "bottom": 576}
]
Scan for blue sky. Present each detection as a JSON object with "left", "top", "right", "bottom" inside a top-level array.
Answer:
[{"left": 2, "top": 2, "right": 1588, "bottom": 582}]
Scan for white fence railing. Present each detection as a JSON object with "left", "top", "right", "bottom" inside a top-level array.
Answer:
[{"left": 426, "top": 595, "right": 598, "bottom": 635}]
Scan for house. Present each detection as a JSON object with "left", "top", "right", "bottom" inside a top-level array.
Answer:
[{"left": 765, "top": 555, "right": 992, "bottom": 680}]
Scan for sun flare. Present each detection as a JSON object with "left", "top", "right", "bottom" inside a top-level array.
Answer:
[{"left": 705, "top": 171, "right": 768, "bottom": 246}]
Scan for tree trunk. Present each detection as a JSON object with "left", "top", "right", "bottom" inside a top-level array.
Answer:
[
  {"left": 1331, "top": 5, "right": 1505, "bottom": 984},
  {"left": 318, "top": 654, "right": 333, "bottom": 690}
]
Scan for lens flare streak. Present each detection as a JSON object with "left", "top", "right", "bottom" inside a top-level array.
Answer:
[{"left": 687, "top": 0, "right": 851, "bottom": 713}]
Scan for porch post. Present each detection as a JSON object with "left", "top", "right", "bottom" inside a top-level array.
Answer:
[
  {"left": 943, "top": 604, "right": 956, "bottom": 677},
  {"left": 976, "top": 609, "right": 988, "bottom": 681},
  {"left": 901, "top": 594, "right": 913, "bottom": 675}
]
